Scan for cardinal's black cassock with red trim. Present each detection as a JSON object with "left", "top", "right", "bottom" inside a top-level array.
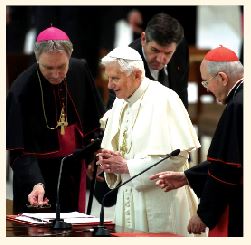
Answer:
[
  {"left": 7, "top": 58, "right": 105, "bottom": 213},
  {"left": 187, "top": 80, "right": 243, "bottom": 237}
]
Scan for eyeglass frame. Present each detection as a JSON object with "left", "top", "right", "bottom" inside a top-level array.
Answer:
[
  {"left": 201, "top": 73, "right": 219, "bottom": 89},
  {"left": 26, "top": 203, "right": 51, "bottom": 209}
]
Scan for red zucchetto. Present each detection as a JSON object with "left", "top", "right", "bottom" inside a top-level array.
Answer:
[
  {"left": 36, "top": 27, "right": 70, "bottom": 42},
  {"left": 205, "top": 45, "right": 239, "bottom": 62}
]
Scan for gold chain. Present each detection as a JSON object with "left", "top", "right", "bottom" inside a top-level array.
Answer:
[
  {"left": 37, "top": 70, "right": 68, "bottom": 133},
  {"left": 119, "top": 86, "right": 148, "bottom": 157}
]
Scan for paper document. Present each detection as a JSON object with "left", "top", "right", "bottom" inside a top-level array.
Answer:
[{"left": 15, "top": 212, "right": 113, "bottom": 224}]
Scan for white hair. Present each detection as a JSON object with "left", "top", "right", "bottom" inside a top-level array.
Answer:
[
  {"left": 101, "top": 57, "right": 145, "bottom": 78},
  {"left": 101, "top": 46, "right": 145, "bottom": 78},
  {"left": 207, "top": 61, "right": 244, "bottom": 81}
]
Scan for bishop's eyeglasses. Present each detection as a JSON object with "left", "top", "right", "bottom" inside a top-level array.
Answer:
[{"left": 201, "top": 73, "right": 218, "bottom": 89}]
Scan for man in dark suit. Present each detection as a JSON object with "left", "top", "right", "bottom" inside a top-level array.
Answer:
[{"left": 107, "top": 13, "right": 189, "bottom": 109}]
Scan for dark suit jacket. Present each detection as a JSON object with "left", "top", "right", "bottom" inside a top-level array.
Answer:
[{"left": 131, "top": 38, "right": 189, "bottom": 108}]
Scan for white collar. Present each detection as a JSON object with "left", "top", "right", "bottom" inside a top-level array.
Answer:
[
  {"left": 126, "top": 78, "right": 150, "bottom": 104},
  {"left": 226, "top": 78, "right": 244, "bottom": 97}
]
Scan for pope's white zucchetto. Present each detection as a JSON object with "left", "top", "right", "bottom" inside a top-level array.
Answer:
[{"left": 102, "top": 46, "right": 142, "bottom": 62}]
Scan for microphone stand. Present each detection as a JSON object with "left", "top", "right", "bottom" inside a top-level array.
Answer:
[
  {"left": 51, "top": 155, "right": 72, "bottom": 229},
  {"left": 86, "top": 157, "right": 98, "bottom": 215},
  {"left": 51, "top": 138, "right": 102, "bottom": 229},
  {"left": 93, "top": 149, "right": 180, "bottom": 236}
]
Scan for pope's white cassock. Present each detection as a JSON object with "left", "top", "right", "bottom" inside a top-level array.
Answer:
[{"left": 101, "top": 77, "right": 201, "bottom": 236}]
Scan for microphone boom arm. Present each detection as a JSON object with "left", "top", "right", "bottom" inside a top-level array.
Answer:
[{"left": 94, "top": 149, "right": 180, "bottom": 235}]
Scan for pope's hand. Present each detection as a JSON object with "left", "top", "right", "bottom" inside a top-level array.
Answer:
[{"left": 97, "top": 149, "right": 129, "bottom": 174}]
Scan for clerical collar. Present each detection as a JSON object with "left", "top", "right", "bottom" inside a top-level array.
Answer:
[
  {"left": 126, "top": 78, "right": 149, "bottom": 104},
  {"left": 225, "top": 78, "right": 243, "bottom": 104},
  {"left": 141, "top": 46, "right": 167, "bottom": 80}
]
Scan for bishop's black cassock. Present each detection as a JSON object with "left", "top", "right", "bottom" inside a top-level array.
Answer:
[
  {"left": 7, "top": 58, "right": 105, "bottom": 213},
  {"left": 185, "top": 80, "right": 243, "bottom": 237}
]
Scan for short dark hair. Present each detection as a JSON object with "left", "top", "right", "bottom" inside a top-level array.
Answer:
[{"left": 145, "top": 13, "right": 184, "bottom": 46}]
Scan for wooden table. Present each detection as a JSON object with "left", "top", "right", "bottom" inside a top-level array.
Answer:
[
  {"left": 6, "top": 219, "right": 114, "bottom": 237},
  {"left": 6, "top": 219, "right": 182, "bottom": 237}
]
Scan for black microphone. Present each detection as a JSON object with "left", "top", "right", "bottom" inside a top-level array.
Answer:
[
  {"left": 93, "top": 149, "right": 180, "bottom": 236},
  {"left": 51, "top": 138, "right": 102, "bottom": 229},
  {"left": 68, "top": 138, "right": 102, "bottom": 160}
]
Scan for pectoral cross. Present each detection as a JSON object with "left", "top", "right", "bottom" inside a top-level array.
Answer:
[{"left": 57, "top": 107, "right": 68, "bottom": 135}]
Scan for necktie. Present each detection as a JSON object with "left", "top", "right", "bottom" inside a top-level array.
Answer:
[{"left": 158, "top": 68, "right": 169, "bottom": 87}]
